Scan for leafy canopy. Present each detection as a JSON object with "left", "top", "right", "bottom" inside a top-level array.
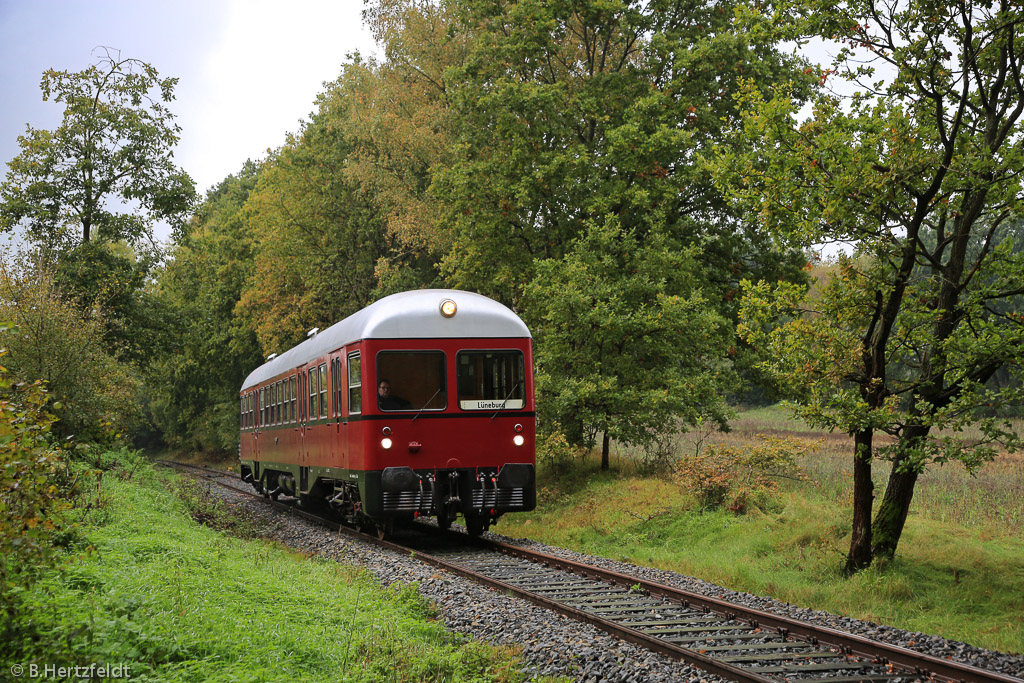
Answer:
[
  {"left": 715, "top": 0, "right": 1024, "bottom": 568},
  {"left": 0, "top": 48, "right": 195, "bottom": 250}
]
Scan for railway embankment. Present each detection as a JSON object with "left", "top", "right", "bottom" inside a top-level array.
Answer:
[
  {"left": 3, "top": 458, "right": 532, "bottom": 683},
  {"left": 181, "top": 459, "right": 1024, "bottom": 682}
]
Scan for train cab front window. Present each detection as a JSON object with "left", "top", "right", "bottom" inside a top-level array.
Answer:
[
  {"left": 457, "top": 350, "right": 526, "bottom": 410},
  {"left": 376, "top": 351, "right": 446, "bottom": 411}
]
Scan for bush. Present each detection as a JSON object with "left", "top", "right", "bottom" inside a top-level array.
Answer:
[
  {"left": 673, "top": 435, "right": 812, "bottom": 513},
  {"left": 0, "top": 258, "right": 141, "bottom": 443},
  {"left": 0, "top": 335, "right": 75, "bottom": 646},
  {"left": 536, "top": 428, "right": 574, "bottom": 467}
]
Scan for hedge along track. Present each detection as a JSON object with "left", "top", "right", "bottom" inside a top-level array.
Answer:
[{"left": 162, "top": 461, "right": 1023, "bottom": 683}]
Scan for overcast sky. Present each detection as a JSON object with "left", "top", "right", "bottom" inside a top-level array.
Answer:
[{"left": 0, "top": 0, "right": 378, "bottom": 241}]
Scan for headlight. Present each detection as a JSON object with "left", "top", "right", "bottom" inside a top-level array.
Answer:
[
  {"left": 381, "top": 438, "right": 393, "bottom": 450},
  {"left": 513, "top": 435, "right": 525, "bottom": 447},
  {"left": 439, "top": 298, "right": 457, "bottom": 318}
]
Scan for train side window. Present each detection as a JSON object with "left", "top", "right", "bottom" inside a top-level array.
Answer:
[
  {"left": 289, "top": 376, "right": 296, "bottom": 423},
  {"left": 276, "top": 381, "right": 282, "bottom": 424},
  {"left": 347, "top": 352, "right": 361, "bottom": 415},
  {"left": 308, "top": 368, "right": 317, "bottom": 420},
  {"left": 318, "top": 364, "right": 328, "bottom": 418},
  {"left": 339, "top": 358, "right": 348, "bottom": 417},
  {"left": 259, "top": 388, "right": 265, "bottom": 427}
]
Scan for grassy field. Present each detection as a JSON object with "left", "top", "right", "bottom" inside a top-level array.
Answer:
[
  {"left": 497, "top": 405, "right": 1024, "bottom": 654},
  {"left": 6, "top": 460, "right": 536, "bottom": 682}
]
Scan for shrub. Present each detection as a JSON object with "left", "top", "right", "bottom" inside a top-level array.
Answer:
[
  {"left": 0, "top": 333, "right": 75, "bottom": 646},
  {"left": 0, "top": 257, "right": 141, "bottom": 443},
  {"left": 673, "top": 435, "right": 812, "bottom": 513},
  {"left": 536, "top": 424, "right": 580, "bottom": 471}
]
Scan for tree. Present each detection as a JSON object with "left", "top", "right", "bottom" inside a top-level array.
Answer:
[
  {"left": 432, "top": 0, "right": 806, "bottom": 456},
  {"left": 527, "top": 221, "right": 732, "bottom": 468},
  {"left": 718, "top": 0, "right": 1024, "bottom": 571},
  {"left": 345, "top": 0, "right": 467, "bottom": 280},
  {"left": 237, "top": 108, "right": 398, "bottom": 354},
  {"left": 0, "top": 255, "right": 140, "bottom": 442},
  {"left": 148, "top": 163, "right": 264, "bottom": 453},
  {"left": 0, "top": 48, "right": 195, "bottom": 250},
  {"left": 435, "top": 0, "right": 807, "bottom": 307}
]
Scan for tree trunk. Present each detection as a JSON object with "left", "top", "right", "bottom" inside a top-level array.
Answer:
[
  {"left": 601, "top": 431, "right": 610, "bottom": 471},
  {"left": 845, "top": 428, "right": 874, "bottom": 573},
  {"left": 871, "top": 465, "right": 919, "bottom": 560}
]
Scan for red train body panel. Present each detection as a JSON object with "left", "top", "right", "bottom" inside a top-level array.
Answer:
[{"left": 238, "top": 290, "right": 536, "bottom": 534}]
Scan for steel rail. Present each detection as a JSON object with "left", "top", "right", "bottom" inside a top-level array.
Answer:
[
  {"left": 482, "top": 540, "right": 1023, "bottom": 683},
  {"left": 161, "top": 461, "right": 1023, "bottom": 683},
  {"left": 159, "top": 461, "right": 773, "bottom": 682}
]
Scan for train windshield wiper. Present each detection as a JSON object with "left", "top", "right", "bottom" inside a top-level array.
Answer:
[
  {"left": 411, "top": 387, "right": 442, "bottom": 423},
  {"left": 491, "top": 383, "right": 519, "bottom": 420}
]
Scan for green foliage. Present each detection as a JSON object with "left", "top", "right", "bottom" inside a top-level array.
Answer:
[
  {"left": 535, "top": 427, "right": 579, "bottom": 471},
  {"left": 52, "top": 240, "right": 172, "bottom": 367},
  {"left": 0, "top": 258, "right": 140, "bottom": 442},
  {"left": 715, "top": 0, "right": 1024, "bottom": 567},
  {"left": 0, "top": 48, "right": 195, "bottom": 249},
  {"left": 527, "top": 221, "right": 733, "bottom": 458},
  {"left": 237, "top": 113, "right": 398, "bottom": 353},
  {"left": 148, "top": 165, "right": 263, "bottom": 453},
  {"left": 4, "top": 463, "right": 528, "bottom": 682},
  {"left": 0, "top": 337, "right": 74, "bottom": 646},
  {"left": 672, "top": 436, "right": 811, "bottom": 513},
  {"left": 437, "top": 0, "right": 807, "bottom": 305},
  {"left": 170, "top": 475, "right": 266, "bottom": 538}
]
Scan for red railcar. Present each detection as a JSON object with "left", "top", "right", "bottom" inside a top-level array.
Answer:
[{"left": 239, "top": 289, "right": 536, "bottom": 535}]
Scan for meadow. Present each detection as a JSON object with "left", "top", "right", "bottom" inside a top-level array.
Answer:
[
  {"left": 497, "top": 405, "right": 1024, "bottom": 654},
  {"left": 4, "top": 459, "right": 534, "bottom": 683}
]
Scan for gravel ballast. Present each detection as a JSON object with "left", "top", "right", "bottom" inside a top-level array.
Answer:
[{"left": 203, "top": 478, "right": 1024, "bottom": 682}]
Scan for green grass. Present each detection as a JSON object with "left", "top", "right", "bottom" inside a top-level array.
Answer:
[
  {"left": 6, "top": 463, "right": 535, "bottom": 682},
  {"left": 501, "top": 410, "right": 1024, "bottom": 655}
]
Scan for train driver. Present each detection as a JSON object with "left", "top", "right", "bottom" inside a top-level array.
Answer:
[{"left": 377, "top": 379, "right": 412, "bottom": 410}]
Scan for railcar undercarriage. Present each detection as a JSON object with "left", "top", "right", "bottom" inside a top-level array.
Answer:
[{"left": 239, "top": 462, "right": 535, "bottom": 537}]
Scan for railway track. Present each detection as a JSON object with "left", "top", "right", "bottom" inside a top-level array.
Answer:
[{"left": 162, "top": 460, "right": 1023, "bottom": 683}]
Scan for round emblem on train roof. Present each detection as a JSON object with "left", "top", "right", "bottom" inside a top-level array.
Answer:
[{"left": 439, "top": 298, "right": 457, "bottom": 318}]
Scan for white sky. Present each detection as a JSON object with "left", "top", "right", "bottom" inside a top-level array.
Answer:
[{"left": 0, "top": 0, "right": 378, "bottom": 241}]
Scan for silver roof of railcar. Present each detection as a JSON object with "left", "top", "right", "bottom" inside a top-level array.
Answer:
[{"left": 241, "top": 289, "right": 530, "bottom": 391}]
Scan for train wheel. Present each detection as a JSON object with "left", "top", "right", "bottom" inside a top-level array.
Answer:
[
  {"left": 436, "top": 509, "right": 453, "bottom": 530},
  {"left": 464, "top": 512, "right": 487, "bottom": 537}
]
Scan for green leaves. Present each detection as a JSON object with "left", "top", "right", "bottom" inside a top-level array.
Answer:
[
  {"left": 718, "top": 0, "right": 1024, "bottom": 566},
  {"left": 527, "top": 219, "right": 733, "bottom": 456},
  {"left": 0, "top": 49, "right": 196, "bottom": 249}
]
